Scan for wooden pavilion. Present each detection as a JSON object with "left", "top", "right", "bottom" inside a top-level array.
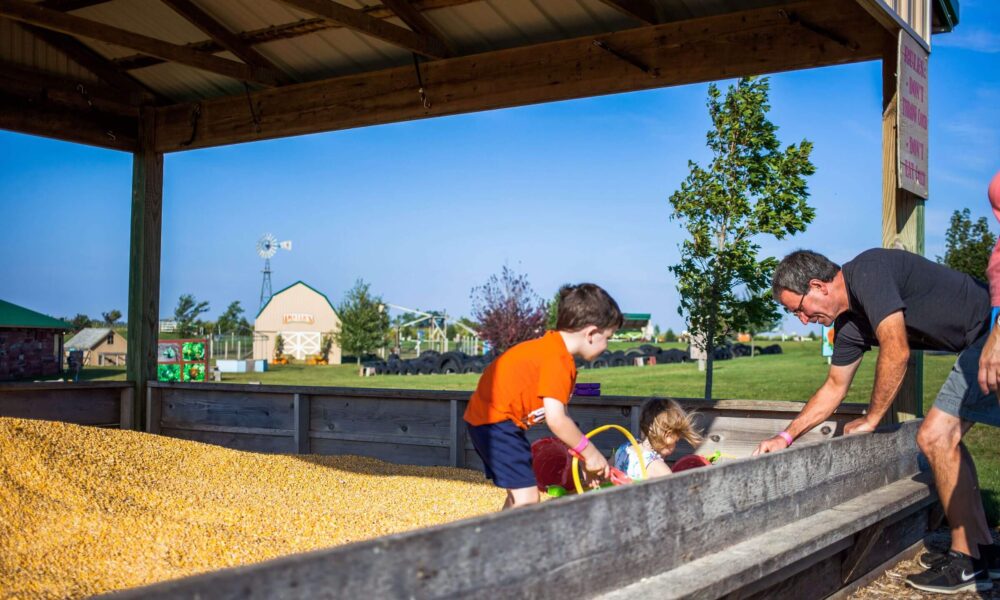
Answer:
[{"left": 1, "top": 0, "right": 958, "bottom": 425}]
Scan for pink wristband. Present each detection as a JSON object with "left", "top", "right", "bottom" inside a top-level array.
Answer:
[
  {"left": 569, "top": 436, "right": 590, "bottom": 457},
  {"left": 777, "top": 431, "right": 793, "bottom": 447}
]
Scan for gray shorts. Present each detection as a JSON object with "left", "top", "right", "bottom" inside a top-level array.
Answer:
[{"left": 933, "top": 333, "right": 1000, "bottom": 427}]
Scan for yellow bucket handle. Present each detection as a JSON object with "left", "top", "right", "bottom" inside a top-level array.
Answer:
[{"left": 571, "top": 424, "right": 647, "bottom": 494}]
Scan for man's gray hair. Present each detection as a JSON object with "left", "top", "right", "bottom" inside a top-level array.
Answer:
[{"left": 771, "top": 250, "right": 841, "bottom": 300}]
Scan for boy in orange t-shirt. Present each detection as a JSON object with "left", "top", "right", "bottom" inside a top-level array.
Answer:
[{"left": 464, "top": 283, "right": 623, "bottom": 509}]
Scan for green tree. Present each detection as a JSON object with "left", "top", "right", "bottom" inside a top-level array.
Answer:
[
  {"left": 320, "top": 332, "right": 334, "bottom": 362},
  {"left": 274, "top": 334, "right": 285, "bottom": 359},
  {"left": 937, "top": 208, "right": 995, "bottom": 281},
  {"left": 216, "top": 301, "right": 250, "bottom": 335},
  {"left": 333, "top": 279, "right": 390, "bottom": 365},
  {"left": 546, "top": 290, "right": 560, "bottom": 330},
  {"left": 101, "top": 309, "right": 121, "bottom": 326},
  {"left": 664, "top": 328, "right": 677, "bottom": 343},
  {"left": 669, "top": 76, "right": 815, "bottom": 400},
  {"left": 68, "top": 314, "right": 92, "bottom": 332},
  {"left": 173, "top": 294, "right": 210, "bottom": 337},
  {"left": 653, "top": 324, "right": 661, "bottom": 339}
]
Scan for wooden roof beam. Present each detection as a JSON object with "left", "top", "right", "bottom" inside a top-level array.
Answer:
[
  {"left": 380, "top": 0, "right": 456, "bottom": 56},
  {"left": 597, "top": 0, "right": 659, "bottom": 25},
  {"left": 153, "top": 0, "right": 883, "bottom": 153},
  {"left": 0, "top": 92, "right": 137, "bottom": 151},
  {"left": 275, "top": 0, "right": 449, "bottom": 59},
  {"left": 0, "top": 0, "right": 283, "bottom": 86},
  {"left": 0, "top": 59, "right": 139, "bottom": 116},
  {"left": 159, "top": 0, "right": 296, "bottom": 85}
]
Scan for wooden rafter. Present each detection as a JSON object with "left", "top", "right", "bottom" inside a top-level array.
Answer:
[
  {"left": 159, "top": 0, "right": 295, "bottom": 85},
  {"left": 37, "top": 0, "right": 110, "bottom": 10},
  {"left": 597, "top": 0, "right": 658, "bottom": 25},
  {"left": 153, "top": 0, "right": 883, "bottom": 153},
  {"left": 0, "top": 0, "right": 283, "bottom": 86},
  {"left": 380, "top": 0, "right": 455, "bottom": 56},
  {"left": 110, "top": 1, "right": 521, "bottom": 71},
  {"left": 275, "top": 0, "right": 449, "bottom": 59},
  {"left": 12, "top": 22, "right": 156, "bottom": 99}
]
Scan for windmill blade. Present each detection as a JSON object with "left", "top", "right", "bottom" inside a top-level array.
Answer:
[{"left": 279, "top": 241, "right": 293, "bottom": 251}]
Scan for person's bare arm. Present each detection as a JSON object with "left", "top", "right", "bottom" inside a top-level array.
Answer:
[
  {"left": 845, "top": 310, "right": 909, "bottom": 433},
  {"left": 645, "top": 459, "right": 671, "bottom": 478},
  {"left": 752, "top": 357, "right": 862, "bottom": 455},
  {"left": 543, "top": 397, "right": 610, "bottom": 480},
  {"left": 978, "top": 321, "right": 1000, "bottom": 394}
]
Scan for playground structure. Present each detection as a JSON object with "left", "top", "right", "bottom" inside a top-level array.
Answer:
[{"left": 381, "top": 302, "right": 481, "bottom": 358}]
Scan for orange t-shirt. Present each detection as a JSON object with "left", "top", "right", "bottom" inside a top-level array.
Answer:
[{"left": 464, "top": 331, "right": 577, "bottom": 429}]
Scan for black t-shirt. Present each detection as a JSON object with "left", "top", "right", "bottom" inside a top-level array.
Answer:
[{"left": 831, "top": 248, "right": 991, "bottom": 366}]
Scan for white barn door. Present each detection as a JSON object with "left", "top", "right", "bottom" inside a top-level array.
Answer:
[{"left": 281, "top": 331, "right": 321, "bottom": 360}]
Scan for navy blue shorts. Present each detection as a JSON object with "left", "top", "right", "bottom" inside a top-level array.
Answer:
[{"left": 467, "top": 420, "right": 537, "bottom": 490}]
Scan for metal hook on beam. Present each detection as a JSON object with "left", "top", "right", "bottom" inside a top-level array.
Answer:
[
  {"left": 593, "top": 40, "right": 658, "bottom": 78},
  {"left": 412, "top": 53, "right": 431, "bottom": 110}
]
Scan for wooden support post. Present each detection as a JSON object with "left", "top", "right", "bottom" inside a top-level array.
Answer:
[
  {"left": 294, "top": 393, "right": 310, "bottom": 454},
  {"left": 119, "top": 386, "right": 134, "bottom": 429},
  {"left": 881, "top": 43, "right": 924, "bottom": 423},
  {"left": 126, "top": 107, "right": 163, "bottom": 431},
  {"left": 146, "top": 386, "right": 162, "bottom": 434},
  {"left": 449, "top": 399, "right": 466, "bottom": 468}
]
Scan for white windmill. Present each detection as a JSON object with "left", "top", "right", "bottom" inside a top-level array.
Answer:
[{"left": 257, "top": 233, "right": 292, "bottom": 310}]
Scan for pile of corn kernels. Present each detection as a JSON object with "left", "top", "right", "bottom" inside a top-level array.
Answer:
[{"left": 0, "top": 417, "right": 505, "bottom": 599}]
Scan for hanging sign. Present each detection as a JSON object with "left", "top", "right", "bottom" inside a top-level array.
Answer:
[{"left": 897, "top": 30, "right": 929, "bottom": 198}]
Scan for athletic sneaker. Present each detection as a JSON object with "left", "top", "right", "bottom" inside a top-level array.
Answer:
[
  {"left": 906, "top": 550, "right": 993, "bottom": 594},
  {"left": 919, "top": 544, "right": 1000, "bottom": 578}
]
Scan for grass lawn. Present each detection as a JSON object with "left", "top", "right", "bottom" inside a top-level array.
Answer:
[{"left": 75, "top": 341, "right": 1000, "bottom": 523}]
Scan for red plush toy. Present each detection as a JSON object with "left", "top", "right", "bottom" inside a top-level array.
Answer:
[{"left": 672, "top": 454, "right": 712, "bottom": 472}]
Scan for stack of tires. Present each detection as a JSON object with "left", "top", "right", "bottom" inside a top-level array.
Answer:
[{"left": 365, "top": 350, "right": 495, "bottom": 376}]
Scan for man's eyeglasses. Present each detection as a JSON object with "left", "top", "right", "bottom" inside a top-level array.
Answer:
[{"left": 791, "top": 289, "right": 809, "bottom": 316}]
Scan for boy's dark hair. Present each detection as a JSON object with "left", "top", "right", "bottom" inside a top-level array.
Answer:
[
  {"left": 555, "top": 283, "right": 623, "bottom": 332},
  {"left": 771, "top": 250, "right": 841, "bottom": 300}
]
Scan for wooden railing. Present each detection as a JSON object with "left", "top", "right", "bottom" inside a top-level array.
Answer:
[
  {"left": 144, "top": 382, "right": 869, "bottom": 467},
  {"left": 0, "top": 381, "right": 133, "bottom": 428}
]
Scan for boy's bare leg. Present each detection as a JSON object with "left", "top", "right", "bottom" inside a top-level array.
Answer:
[{"left": 503, "top": 486, "right": 540, "bottom": 510}]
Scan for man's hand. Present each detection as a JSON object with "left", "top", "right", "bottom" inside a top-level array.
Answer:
[
  {"left": 751, "top": 435, "right": 789, "bottom": 457},
  {"left": 844, "top": 417, "right": 876, "bottom": 435},
  {"left": 978, "top": 326, "right": 1000, "bottom": 395}
]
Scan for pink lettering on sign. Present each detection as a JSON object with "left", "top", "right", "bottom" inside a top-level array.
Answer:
[{"left": 897, "top": 32, "right": 929, "bottom": 198}]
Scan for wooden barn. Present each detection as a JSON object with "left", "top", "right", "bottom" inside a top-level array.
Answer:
[
  {"left": 65, "top": 327, "right": 128, "bottom": 366},
  {"left": 254, "top": 281, "right": 342, "bottom": 363},
  {"left": 0, "top": 299, "right": 72, "bottom": 381}
]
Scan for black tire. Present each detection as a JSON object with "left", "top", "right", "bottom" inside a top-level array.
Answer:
[{"left": 590, "top": 358, "right": 608, "bottom": 369}]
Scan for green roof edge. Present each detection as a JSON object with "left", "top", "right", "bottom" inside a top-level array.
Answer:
[{"left": 255, "top": 281, "right": 338, "bottom": 319}]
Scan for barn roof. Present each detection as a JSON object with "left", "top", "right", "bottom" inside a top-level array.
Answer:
[{"left": 0, "top": 299, "right": 73, "bottom": 330}]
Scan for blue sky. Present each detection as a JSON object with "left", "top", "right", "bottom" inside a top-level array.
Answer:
[{"left": 2, "top": 2, "right": 998, "bottom": 335}]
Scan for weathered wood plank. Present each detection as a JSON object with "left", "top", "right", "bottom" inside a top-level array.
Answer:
[
  {"left": 119, "top": 386, "right": 134, "bottom": 430},
  {"left": 0, "top": 385, "right": 120, "bottom": 425},
  {"left": 107, "top": 421, "right": 926, "bottom": 600},
  {"left": 310, "top": 430, "right": 448, "bottom": 447},
  {"left": 160, "top": 388, "right": 294, "bottom": 429},
  {"left": 153, "top": 0, "right": 884, "bottom": 152},
  {"left": 310, "top": 396, "right": 450, "bottom": 441}
]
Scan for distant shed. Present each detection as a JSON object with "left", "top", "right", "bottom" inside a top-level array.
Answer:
[
  {"left": 65, "top": 327, "right": 128, "bottom": 366},
  {"left": 0, "top": 299, "right": 72, "bottom": 381}
]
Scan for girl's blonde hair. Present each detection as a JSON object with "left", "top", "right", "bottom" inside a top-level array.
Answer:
[{"left": 639, "top": 397, "right": 702, "bottom": 452}]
